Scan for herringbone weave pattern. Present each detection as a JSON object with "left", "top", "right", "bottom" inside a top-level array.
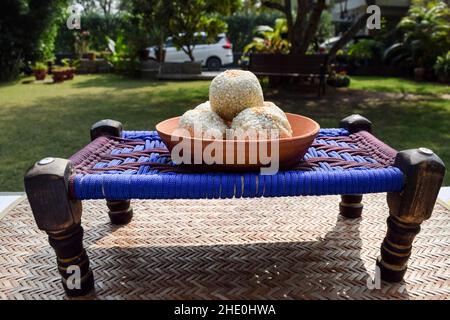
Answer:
[{"left": 0, "top": 194, "right": 449, "bottom": 300}]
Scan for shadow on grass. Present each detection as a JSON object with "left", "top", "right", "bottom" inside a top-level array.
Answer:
[{"left": 72, "top": 74, "right": 170, "bottom": 90}]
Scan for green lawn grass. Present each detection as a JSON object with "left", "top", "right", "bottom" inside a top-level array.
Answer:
[
  {"left": 350, "top": 76, "right": 450, "bottom": 96},
  {"left": 0, "top": 74, "right": 449, "bottom": 191}
]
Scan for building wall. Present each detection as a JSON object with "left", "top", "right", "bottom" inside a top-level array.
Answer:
[
  {"left": 331, "top": 0, "right": 410, "bottom": 36},
  {"left": 331, "top": 0, "right": 410, "bottom": 22}
]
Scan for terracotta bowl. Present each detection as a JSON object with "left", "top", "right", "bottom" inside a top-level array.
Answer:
[{"left": 156, "top": 113, "right": 320, "bottom": 172}]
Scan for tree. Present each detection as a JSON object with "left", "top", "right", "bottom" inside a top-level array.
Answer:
[
  {"left": 261, "top": 0, "right": 326, "bottom": 55},
  {"left": 128, "top": 0, "right": 173, "bottom": 62},
  {"left": 328, "top": 0, "right": 376, "bottom": 60},
  {"left": 129, "top": 0, "right": 240, "bottom": 62},
  {"left": 168, "top": 0, "right": 241, "bottom": 61},
  {"left": 76, "top": 0, "right": 118, "bottom": 15},
  {"left": 75, "top": 0, "right": 120, "bottom": 36},
  {"left": 224, "top": 10, "right": 284, "bottom": 53},
  {"left": 0, "top": 0, "right": 68, "bottom": 81},
  {"left": 261, "top": 0, "right": 375, "bottom": 60},
  {"left": 383, "top": 1, "right": 450, "bottom": 69}
]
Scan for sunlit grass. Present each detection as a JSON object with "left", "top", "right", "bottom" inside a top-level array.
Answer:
[{"left": 350, "top": 76, "right": 450, "bottom": 96}]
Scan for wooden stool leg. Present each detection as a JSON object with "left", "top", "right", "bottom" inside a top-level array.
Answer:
[
  {"left": 90, "top": 120, "right": 133, "bottom": 225},
  {"left": 338, "top": 115, "right": 371, "bottom": 220},
  {"left": 24, "top": 158, "right": 94, "bottom": 296},
  {"left": 376, "top": 148, "right": 445, "bottom": 282},
  {"left": 339, "top": 194, "right": 363, "bottom": 219},
  {"left": 48, "top": 225, "right": 94, "bottom": 296},
  {"left": 107, "top": 200, "right": 133, "bottom": 225}
]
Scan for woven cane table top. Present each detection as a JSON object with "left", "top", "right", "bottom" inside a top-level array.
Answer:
[{"left": 1, "top": 194, "right": 449, "bottom": 300}]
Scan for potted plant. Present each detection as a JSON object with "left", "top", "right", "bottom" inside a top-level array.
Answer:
[
  {"left": 63, "top": 67, "right": 73, "bottom": 80},
  {"left": 434, "top": 51, "right": 450, "bottom": 83},
  {"left": 327, "top": 70, "right": 351, "bottom": 88},
  {"left": 66, "top": 67, "right": 74, "bottom": 80},
  {"left": 61, "top": 58, "right": 80, "bottom": 80},
  {"left": 32, "top": 62, "right": 47, "bottom": 80},
  {"left": 52, "top": 67, "right": 66, "bottom": 83}
]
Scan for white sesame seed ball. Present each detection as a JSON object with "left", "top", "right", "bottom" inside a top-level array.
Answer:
[
  {"left": 179, "top": 101, "right": 228, "bottom": 138},
  {"left": 231, "top": 101, "right": 293, "bottom": 138},
  {"left": 194, "top": 101, "right": 212, "bottom": 111},
  {"left": 209, "top": 70, "right": 264, "bottom": 121}
]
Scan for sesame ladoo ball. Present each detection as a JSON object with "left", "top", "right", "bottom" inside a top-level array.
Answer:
[
  {"left": 178, "top": 101, "right": 228, "bottom": 138},
  {"left": 194, "top": 101, "right": 212, "bottom": 111},
  {"left": 231, "top": 101, "right": 293, "bottom": 138},
  {"left": 209, "top": 70, "right": 264, "bottom": 121}
]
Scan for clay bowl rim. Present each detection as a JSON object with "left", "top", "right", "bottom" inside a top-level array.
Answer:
[{"left": 156, "top": 113, "right": 320, "bottom": 144}]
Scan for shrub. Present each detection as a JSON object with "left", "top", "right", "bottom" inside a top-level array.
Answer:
[
  {"left": 61, "top": 58, "right": 80, "bottom": 69},
  {"left": 0, "top": 0, "right": 67, "bottom": 81},
  {"left": 54, "top": 12, "right": 130, "bottom": 54},
  {"left": 32, "top": 62, "right": 48, "bottom": 71},
  {"left": 105, "top": 35, "right": 139, "bottom": 76},
  {"left": 434, "top": 51, "right": 450, "bottom": 81},
  {"left": 383, "top": 1, "right": 450, "bottom": 69},
  {"left": 347, "top": 39, "right": 383, "bottom": 61},
  {"left": 224, "top": 11, "right": 283, "bottom": 53},
  {"left": 243, "top": 18, "right": 290, "bottom": 55},
  {"left": 327, "top": 71, "right": 351, "bottom": 87}
]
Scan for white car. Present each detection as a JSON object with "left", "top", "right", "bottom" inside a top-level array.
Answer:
[{"left": 147, "top": 33, "right": 234, "bottom": 71}]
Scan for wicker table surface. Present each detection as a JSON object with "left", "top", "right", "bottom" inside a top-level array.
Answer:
[{"left": 1, "top": 194, "right": 449, "bottom": 300}]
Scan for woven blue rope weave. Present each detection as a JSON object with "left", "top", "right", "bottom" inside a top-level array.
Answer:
[{"left": 69, "top": 129, "right": 404, "bottom": 200}]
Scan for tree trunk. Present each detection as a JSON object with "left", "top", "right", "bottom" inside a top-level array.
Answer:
[
  {"left": 182, "top": 45, "right": 195, "bottom": 62},
  {"left": 0, "top": 51, "right": 22, "bottom": 82},
  {"left": 188, "top": 51, "right": 195, "bottom": 62},
  {"left": 284, "top": 0, "right": 294, "bottom": 48},
  {"left": 262, "top": 0, "right": 375, "bottom": 58},
  {"left": 263, "top": 0, "right": 326, "bottom": 56},
  {"left": 159, "top": 34, "right": 165, "bottom": 62},
  {"left": 297, "top": 0, "right": 326, "bottom": 55},
  {"left": 290, "top": 0, "right": 308, "bottom": 55},
  {"left": 328, "top": 17, "right": 367, "bottom": 60}
]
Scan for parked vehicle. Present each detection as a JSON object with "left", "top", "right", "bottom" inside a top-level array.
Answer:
[
  {"left": 147, "top": 33, "right": 234, "bottom": 71},
  {"left": 319, "top": 35, "right": 373, "bottom": 52}
]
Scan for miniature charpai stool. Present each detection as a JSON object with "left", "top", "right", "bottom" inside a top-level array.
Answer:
[{"left": 24, "top": 115, "right": 445, "bottom": 296}]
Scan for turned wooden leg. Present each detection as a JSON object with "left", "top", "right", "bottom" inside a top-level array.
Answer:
[
  {"left": 24, "top": 158, "right": 94, "bottom": 296},
  {"left": 48, "top": 224, "right": 94, "bottom": 296},
  {"left": 338, "top": 116, "right": 371, "bottom": 220},
  {"left": 377, "top": 148, "right": 445, "bottom": 282},
  {"left": 340, "top": 194, "right": 363, "bottom": 219},
  {"left": 106, "top": 200, "right": 133, "bottom": 225},
  {"left": 91, "top": 119, "right": 134, "bottom": 225}
]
